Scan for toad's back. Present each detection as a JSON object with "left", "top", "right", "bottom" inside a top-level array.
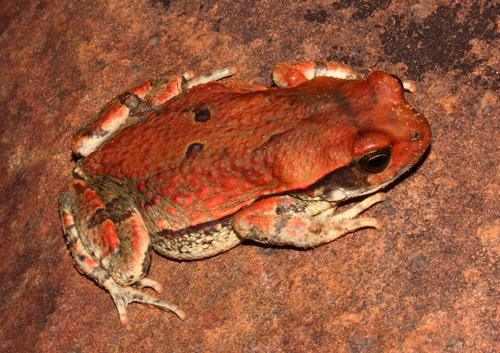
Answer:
[{"left": 83, "top": 77, "right": 362, "bottom": 185}]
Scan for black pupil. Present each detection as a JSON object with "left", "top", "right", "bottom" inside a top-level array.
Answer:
[{"left": 358, "top": 148, "right": 391, "bottom": 173}]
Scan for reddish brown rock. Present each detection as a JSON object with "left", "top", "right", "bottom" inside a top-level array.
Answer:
[{"left": 0, "top": 1, "right": 497, "bottom": 352}]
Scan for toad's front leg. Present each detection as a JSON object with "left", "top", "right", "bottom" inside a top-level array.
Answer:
[
  {"left": 232, "top": 193, "right": 386, "bottom": 248},
  {"left": 59, "top": 179, "right": 186, "bottom": 324}
]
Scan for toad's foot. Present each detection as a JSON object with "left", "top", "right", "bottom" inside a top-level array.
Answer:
[
  {"left": 329, "top": 192, "right": 387, "bottom": 224},
  {"left": 272, "top": 61, "right": 360, "bottom": 88},
  {"left": 233, "top": 192, "right": 387, "bottom": 248},
  {"left": 103, "top": 275, "right": 186, "bottom": 325},
  {"left": 60, "top": 178, "right": 185, "bottom": 324},
  {"left": 183, "top": 66, "right": 237, "bottom": 89}
]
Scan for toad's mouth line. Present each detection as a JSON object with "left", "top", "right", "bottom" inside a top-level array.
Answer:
[
  {"left": 322, "top": 158, "right": 423, "bottom": 202},
  {"left": 320, "top": 176, "right": 394, "bottom": 203},
  {"left": 333, "top": 177, "right": 397, "bottom": 201}
]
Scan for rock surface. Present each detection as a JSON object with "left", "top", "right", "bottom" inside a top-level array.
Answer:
[{"left": 0, "top": 1, "right": 497, "bottom": 352}]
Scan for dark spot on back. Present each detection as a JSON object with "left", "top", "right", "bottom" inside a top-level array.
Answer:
[
  {"left": 194, "top": 108, "right": 211, "bottom": 122},
  {"left": 185, "top": 143, "right": 204, "bottom": 158}
]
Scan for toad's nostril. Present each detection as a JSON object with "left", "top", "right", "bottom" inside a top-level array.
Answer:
[{"left": 410, "top": 132, "right": 422, "bottom": 141}]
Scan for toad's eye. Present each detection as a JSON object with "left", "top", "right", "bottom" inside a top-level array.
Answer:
[{"left": 357, "top": 148, "right": 392, "bottom": 173}]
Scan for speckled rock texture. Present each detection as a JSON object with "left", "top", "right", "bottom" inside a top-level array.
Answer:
[{"left": 0, "top": 1, "right": 497, "bottom": 352}]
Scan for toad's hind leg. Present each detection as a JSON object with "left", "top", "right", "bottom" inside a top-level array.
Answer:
[
  {"left": 272, "top": 61, "right": 360, "bottom": 88},
  {"left": 233, "top": 193, "right": 386, "bottom": 248},
  {"left": 59, "top": 179, "right": 186, "bottom": 324},
  {"left": 72, "top": 67, "right": 237, "bottom": 157}
]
